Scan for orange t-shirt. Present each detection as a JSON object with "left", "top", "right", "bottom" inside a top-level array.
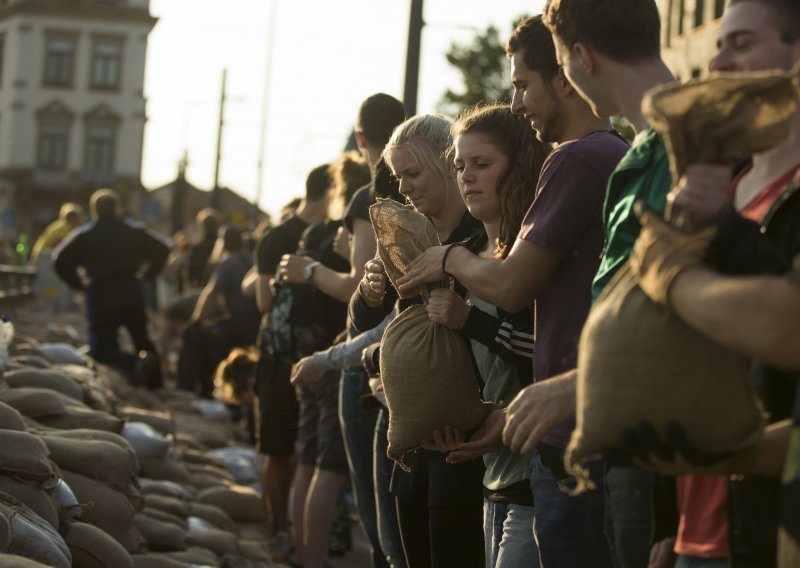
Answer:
[{"left": 675, "top": 162, "right": 800, "bottom": 559}]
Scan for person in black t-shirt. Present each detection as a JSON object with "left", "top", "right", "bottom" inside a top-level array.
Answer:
[
  {"left": 251, "top": 164, "right": 331, "bottom": 560},
  {"left": 184, "top": 208, "right": 220, "bottom": 289}
]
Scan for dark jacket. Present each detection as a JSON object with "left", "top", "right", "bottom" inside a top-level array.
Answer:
[{"left": 53, "top": 216, "right": 170, "bottom": 290}]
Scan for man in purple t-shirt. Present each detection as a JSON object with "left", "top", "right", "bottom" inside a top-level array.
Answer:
[{"left": 397, "top": 16, "right": 627, "bottom": 567}]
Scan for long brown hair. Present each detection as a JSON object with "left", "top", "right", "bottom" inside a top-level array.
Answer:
[{"left": 450, "top": 103, "right": 551, "bottom": 258}]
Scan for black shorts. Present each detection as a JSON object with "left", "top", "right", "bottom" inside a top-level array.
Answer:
[
  {"left": 255, "top": 352, "right": 298, "bottom": 456},
  {"left": 295, "top": 370, "right": 348, "bottom": 474}
]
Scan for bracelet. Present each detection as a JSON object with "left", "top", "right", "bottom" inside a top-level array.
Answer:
[{"left": 442, "top": 242, "right": 466, "bottom": 278}]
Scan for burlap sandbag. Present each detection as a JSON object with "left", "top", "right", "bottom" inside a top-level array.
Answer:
[
  {"left": 196, "top": 485, "right": 266, "bottom": 524},
  {"left": 0, "top": 512, "right": 9, "bottom": 551},
  {"left": 5, "top": 368, "right": 85, "bottom": 402},
  {"left": 0, "top": 389, "right": 65, "bottom": 418},
  {"left": 61, "top": 521, "right": 135, "bottom": 568},
  {"left": 39, "top": 428, "right": 135, "bottom": 454},
  {"left": 188, "top": 503, "right": 237, "bottom": 534},
  {"left": 60, "top": 470, "right": 136, "bottom": 540},
  {"left": 143, "top": 494, "right": 190, "bottom": 519},
  {"left": 370, "top": 200, "right": 491, "bottom": 466},
  {"left": 139, "top": 458, "right": 191, "bottom": 484},
  {"left": 118, "top": 407, "right": 175, "bottom": 436},
  {"left": 180, "top": 449, "right": 226, "bottom": 469},
  {"left": 0, "top": 554, "right": 51, "bottom": 567},
  {"left": 130, "top": 554, "right": 187, "bottom": 568},
  {"left": 138, "top": 480, "right": 194, "bottom": 502},
  {"left": 237, "top": 539, "right": 272, "bottom": 563},
  {"left": 0, "top": 402, "right": 26, "bottom": 431},
  {"left": 41, "top": 437, "right": 139, "bottom": 493},
  {"left": 142, "top": 507, "right": 187, "bottom": 530},
  {"left": 643, "top": 65, "right": 800, "bottom": 182},
  {"left": 188, "top": 474, "right": 231, "bottom": 491},
  {"left": 185, "top": 529, "right": 239, "bottom": 557},
  {"left": 565, "top": 69, "right": 800, "bottom": 491},
  {"left": 4, "top": 369, "right": 85, "bottom": 403},
  {"left": 116, "top": 525, "right": 147, "bottom": 555},
  {"left": 0, "top": 476, "right": 58, "bottom": 529},
  {"left": 164, "top": 546, "right": 219, "bottom": 567},
  {"left": 0, "top": 431, "right": 58, "bottom": 487},
  {"left": 134, "top": 514, "right": 186, "bottom": 552},
  {"left": 185, "top": 463, "right": 235, "bottom": 483},
  {"left": 0, "top": 492, "right": 71, "bottom": 568},
  {"left": 38, "top": 405, "right": 123, "bottom": 433}
]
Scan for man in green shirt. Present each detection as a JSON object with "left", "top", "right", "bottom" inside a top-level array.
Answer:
[{"left": 501, "top": 0, "right": 676, "bottom": 565}]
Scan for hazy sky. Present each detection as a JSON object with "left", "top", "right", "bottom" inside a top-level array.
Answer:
[{"left": 142, "top": 0, "right": 545, "bottom": 221}]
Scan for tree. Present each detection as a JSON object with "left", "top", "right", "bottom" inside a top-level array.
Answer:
[{"left": 437, "top": 21, "right": 521, "bottom": 116}]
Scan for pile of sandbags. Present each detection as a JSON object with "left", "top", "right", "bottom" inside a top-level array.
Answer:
[{"left": 0, "top": 324, "right": 273, "bottom": 568}]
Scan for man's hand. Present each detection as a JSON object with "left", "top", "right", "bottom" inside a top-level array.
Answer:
[
  {"left": 421, "top": 425, "right": 464, "bottom": 453},
  {"left": 503, "top": 372, "right": 576, "bottom": 454},
  {"left": 278, "top": 254, "right": 313, "bottom": 284},
  {"left": 447, "top": 408, "right": 505, "bottom": 464},
  {"left": 426, "top": 289, "right": 470, "bottom": 330},
  {"left": 668, "top": 163, "right": 732, "bottom": 227},
  {"left": 396, "top": 245, "right": 449, "bottom": 295},
  {"left": 630, "top": 205, "right": 717, "bottom": 306},
  {"left": 649, "top": 538, "right": 676, "bottom": 568},
  {"left": 290, "top": 356, "right": 324, "bottom": 386},
  {"left": 360, "top": 259, "right": 387, "bottom": 307}
]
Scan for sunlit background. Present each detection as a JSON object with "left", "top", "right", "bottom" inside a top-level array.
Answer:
[{"left": 142, "top": 0, "right": 544, "bottom": 221}]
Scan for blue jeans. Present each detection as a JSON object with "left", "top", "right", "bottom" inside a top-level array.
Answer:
[
  {"left": 676, "top": 556, "right": 731, "bottom": 568},
  {"left": 483, "top": 499, "right": 539, "bottom": 568},
  {"left": 529, "top": 448, "right": 613, "bottom": 568},
  {"left": 604, "top": 465, "right": 653, "bottom": 568},
  {"left": 339, "top": 367, "right": 385, "bottom": 568},
  {"left": 375, "top": 409, "right": 406, "bottom": 568}
]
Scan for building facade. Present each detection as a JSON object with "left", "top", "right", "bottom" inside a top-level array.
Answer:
[
  {"left": 0, "top": 0, "right": 155, "bottom": 239},
  {"left": 660, "top": 0, "right": 725, "bottom": 81}
]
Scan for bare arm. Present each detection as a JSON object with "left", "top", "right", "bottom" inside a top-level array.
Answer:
[
  {"left": 255, "top": 273, "right": 274, "bottom": 314},
  {"left": 400, "top": 238, "right": 560, "bottom": 313},
  {"left": 241, "top": 266, "right": 258, "bottom": 297},
  {"left": 191, "top": 285, "right": 218, "bottom": 322},
  {"left": 310, "top": 219, "right": 376, "bottom": 303},
  {"left": 502, "top": 369, "right": 577, "bottom": 454},
  {"left": 670, "top": 268, "right": 800, "bottom": 370}
]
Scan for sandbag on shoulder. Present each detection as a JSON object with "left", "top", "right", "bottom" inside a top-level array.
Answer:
[
  {"left": 61, "top": 521, "right": 134, "bottom": 568},
  {"left": 566, "top": 259, "right": 764, "bottom": 491}
]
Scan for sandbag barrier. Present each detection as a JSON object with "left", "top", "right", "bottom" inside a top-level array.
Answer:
[{"left": 0, "top": 338, "right": 273, "bottom": 567}]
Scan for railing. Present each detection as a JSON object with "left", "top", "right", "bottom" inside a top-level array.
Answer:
[{"left": 0, "top": 265, "right": 37, "bottom": 301}]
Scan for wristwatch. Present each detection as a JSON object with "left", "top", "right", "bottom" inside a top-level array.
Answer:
[{"left": 303, "top": 261, "right": 321, "bottom": 282}]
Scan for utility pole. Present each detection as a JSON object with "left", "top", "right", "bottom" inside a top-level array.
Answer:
[
  {"left": 403, "top": 0, "right": 424, "bottom": 115},
  {"left": 254, "top": 0, "right": 278, "bottom": 217},
  {"left": 212, "top": 68, "right": 227, "bottom": 210}
]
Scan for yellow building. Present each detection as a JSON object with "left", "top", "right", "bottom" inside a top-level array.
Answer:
[{"left": 660, "top": 0, "right": 725, "bottom": 81}]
